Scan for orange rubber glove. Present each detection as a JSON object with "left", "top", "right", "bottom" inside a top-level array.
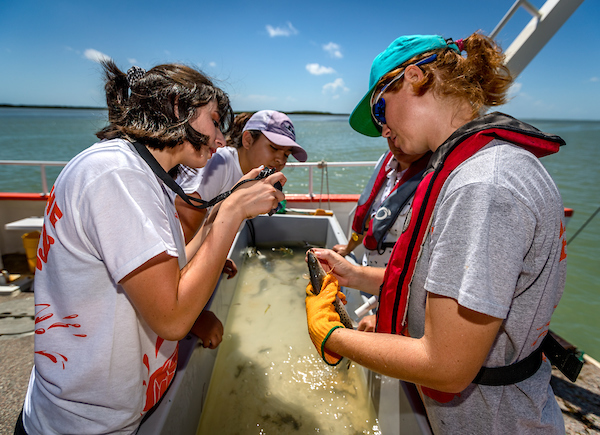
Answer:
[{"left": 305, "top": 274, "right": 345, "bottom": 366}]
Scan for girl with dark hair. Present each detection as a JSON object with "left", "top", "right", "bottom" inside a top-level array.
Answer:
[
  {"left": 18, "top": 61, "right": 285, "bottom": 434},
  {"left": 305, "top": 33, "right": 567, "bottom": 433},
  {"left": 175, "top": 110, "right": 307, "bottom": 244}
]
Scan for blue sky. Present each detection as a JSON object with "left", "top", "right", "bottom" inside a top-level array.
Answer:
[{"left": 1, "top": 0, "right": 598, "bottom": 120}]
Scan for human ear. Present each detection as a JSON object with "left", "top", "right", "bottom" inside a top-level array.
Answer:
[
  {"left": 404, "top": 65, "right": 426, "bottom": 94},
  {"left": 403, "top": 65, "right": 423, "bottom": 84},
  {"left": 241, "top": 131, "right": 254, "bottom": 149}
]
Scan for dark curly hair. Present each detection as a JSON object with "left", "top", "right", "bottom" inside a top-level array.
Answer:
[
  {"left": 96, "top": 60, "right": 234, "bottom": 151},
  {"left": 374, "top": 32, "right": 513, "bottom": 119},
  {"left": 225, "top": 112, "right": 259, "bottom": 148}
]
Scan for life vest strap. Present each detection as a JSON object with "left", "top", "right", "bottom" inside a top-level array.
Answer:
[{"left": 473, "top": 333, "right": 582, "bottom": 386}]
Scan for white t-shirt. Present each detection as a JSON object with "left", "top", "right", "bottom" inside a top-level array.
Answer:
[
  {"left": 177, "top": 146, "right": 244, "bottom": 200},
  {"left": 23, "top": 139, "right": 185, "bottom": 434}
]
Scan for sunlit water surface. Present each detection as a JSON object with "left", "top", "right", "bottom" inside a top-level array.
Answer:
[
  {"left": 196, "top": 248, "right": 380, "bottom": 435},
  {"left": 0, "top": 108, "right": 598, "bottom": 360}
]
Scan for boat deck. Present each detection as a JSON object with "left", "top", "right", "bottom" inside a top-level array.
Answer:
[{"left": 0, "top": 253, "right": 598, "bottom": 434}]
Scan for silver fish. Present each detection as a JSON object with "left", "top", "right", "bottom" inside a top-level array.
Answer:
[{"left": 306, "top": 250, "right": 355, "bottom": 329}]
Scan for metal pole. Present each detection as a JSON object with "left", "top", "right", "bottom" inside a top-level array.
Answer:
[{"left": 40, "top": 165, "right": 49, "bottom": 196}]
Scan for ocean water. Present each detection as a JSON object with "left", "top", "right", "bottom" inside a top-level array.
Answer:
[{"left": 0, "top": 108, "right": 598, "bottom": 360}]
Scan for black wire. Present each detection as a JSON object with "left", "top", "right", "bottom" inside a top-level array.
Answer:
[
  {"left": 132, "top": 141, "right": 268, "bottom": 210},
  {"left": 567, "top": 204, "right": 600, "bottom": 246},
  {"left": 246, "top": 219, "right": 256, "bottom": 247}
]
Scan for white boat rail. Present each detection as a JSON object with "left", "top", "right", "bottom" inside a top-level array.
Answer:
[
  {"left": 285, "top": 160, "right": 376, "bottom": 198},
  {"left": 0, "top": 159, "right": 378, "bottom": 198},
  {"left": 0, "top": 159, "right": 68, "bottom": 196}
]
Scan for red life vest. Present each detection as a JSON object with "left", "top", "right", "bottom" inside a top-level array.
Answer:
[
  {"left": 376, "top": 113, "right": 565, "bottom": 336},
  {"left": 352, "top": 152, "right": 394, "bottom": 234},
  {"left": 362, "top": 154, "right": 430, "bottom": 252},
  {"left": 352, "top": 152, "right": 431, "bottom": 254}
]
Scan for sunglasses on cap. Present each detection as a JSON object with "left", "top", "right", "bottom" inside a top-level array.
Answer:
[{"left": 370, "top": 54, "right": 438, "bottom": 128}]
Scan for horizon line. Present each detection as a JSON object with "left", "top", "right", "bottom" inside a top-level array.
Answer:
[{"left": 1, "top": 104, "right": 599, "bottom": 122}]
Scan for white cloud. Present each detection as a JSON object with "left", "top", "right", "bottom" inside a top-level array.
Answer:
[
  {"left": 266, "top": 22, "right": 298, "bottom": 37},
  {"left": 323, "top": 42, "right": 342, "bottom": 59},
  {"left": 323, "top": 78, "right": 349, "bottom": 94},
  {"left": 128, "top": 58, "right": 138, "bottom": 65},
  {"left": 306, "top": 63, "right": 336, "bottom": 75},
  {"left": 508, "top": 82, "right": 522, "bottom": 97},
  {"left": 209, "top": 62, "right": 217, "bottom": 68},
  {"left": 590, "top": 77, "right": 599, "bottom": 82},
  {"left": 84, "top": 48, "right": 111, "bottom": 63}
]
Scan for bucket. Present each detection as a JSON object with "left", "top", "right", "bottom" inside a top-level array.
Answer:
[{"left": 21, "top": 231, "right": 41, "bottom": 273}]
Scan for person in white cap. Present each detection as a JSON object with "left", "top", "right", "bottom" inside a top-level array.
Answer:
[{"left": 175, "top": 109, "right": 306, "bottom": 244}]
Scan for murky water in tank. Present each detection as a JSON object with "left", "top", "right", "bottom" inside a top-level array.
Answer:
[{"left": 197, "top": 247, "right": 380, "bottom": 434}]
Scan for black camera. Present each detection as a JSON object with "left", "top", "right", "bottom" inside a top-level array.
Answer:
[
  {"left": 257, "top": 167, "right": 283, "bottom": 191},
  {"left": 256, "top": 167, "right": 283, "bottom": 215}
]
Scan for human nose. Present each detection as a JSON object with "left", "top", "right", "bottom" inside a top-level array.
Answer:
[
  {"left": 274, "top": 149, "right": 288, "bottom": 163},
  {"left": 215, "top": 130, "right": 226, "bottom": 147},
  {"left": 381, "top": 124, "right": 391, "bottom": 138}
]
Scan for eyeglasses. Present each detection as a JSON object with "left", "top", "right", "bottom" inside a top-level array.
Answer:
[{"left": 370, "top": 54, "right": 438, "bottom": 128}]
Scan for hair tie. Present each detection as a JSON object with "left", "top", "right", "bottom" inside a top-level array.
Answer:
[
  {"left": 127, "top": 66, "right": 146, "bottom": 87},
  {"left": 455, "top": 39, "right": 465, "bottom": 53}
]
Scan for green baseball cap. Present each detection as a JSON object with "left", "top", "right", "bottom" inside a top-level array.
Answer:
[{"left": 349, "top": 35, "right": 459, "bottom": 137}]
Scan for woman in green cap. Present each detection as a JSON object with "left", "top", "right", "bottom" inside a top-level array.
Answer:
[{"left": 305, "top": 33, "right": 567, "bottom": 434}]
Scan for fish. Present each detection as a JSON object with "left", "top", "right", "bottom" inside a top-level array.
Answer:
[
  {"left": 306, "top": 249, "right": 355, "bottom": 330},
  {"left": 243, "top": 246, "right": 273, "bottom": 272}
]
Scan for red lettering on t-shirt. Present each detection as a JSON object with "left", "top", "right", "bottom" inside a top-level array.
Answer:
[
  {"left": 142, "top": 344, "right": 178, "bottom": 412},
  {"left": 559, "top": 220, "right": 564, "bottom": 238},
  {"left": 34, "top": 304, "right": 87, "bottom": 340},
  {"left": 36, "top": 186, "right": 63, "bottom": 271},
  {"left": 48, "top": 202, "right": 63, "bottom": 227},
  {"left": 45, "top": 186, "right": 56, "bottom": 215},
  {"left": 556, "top": 220, "right": 567, "bottom": 262},
  {"left": 155, "top": 337, "right": 164, "bottom": 357},
  {"left": 36, "top": 225, "right": 54, "bottom": 271},
  {"left": 35, "top": 350, "right": 69, "bottom": 370},
  {"left": 560, "top": 238, "right": 567, "bottom": 262}
]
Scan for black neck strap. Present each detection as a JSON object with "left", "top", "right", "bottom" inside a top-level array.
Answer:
[{"left": 132, "top": 141, "right": 254, "bottom": 210}]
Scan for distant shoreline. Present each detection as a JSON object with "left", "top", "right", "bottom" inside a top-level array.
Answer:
[
  {"left": 0, "top": 104, "right": 106, "bottom": 110},
  {"left": 0, "top": 104, "right": 350, "bottom": 116},
  {"left": 2, "top": 104, "right": 599, "bottom": 122}
]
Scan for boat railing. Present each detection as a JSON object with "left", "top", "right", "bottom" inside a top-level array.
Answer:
[
  {"left": 284, "top": 160, "right": 376, "bottom": 198},
  {"left": 0, "top": 160, "right": 69, "bottom": 196},
  {"left": 0, "top": 159, "right": 378, "bottom": 198}
]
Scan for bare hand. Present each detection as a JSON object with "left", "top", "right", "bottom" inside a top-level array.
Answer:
[
  {"left": 332, "top": 243, "right": 351, "bottom": 257},
  {"left": 357, "top": 314, "right": 377, "bottom": 332},
  {"left": 307, "top": 248, "right": 358, "bottom": 287},
  {"left": 191, "top": 310, "right": 224, "bottom": 349},
  {"left": 224, "top": 167, "right": 286, "bottom": 220}
]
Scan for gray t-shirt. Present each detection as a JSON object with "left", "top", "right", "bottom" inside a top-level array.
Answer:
[{"left": 408, "top": 140, "right": 566, "bottom": 434}]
